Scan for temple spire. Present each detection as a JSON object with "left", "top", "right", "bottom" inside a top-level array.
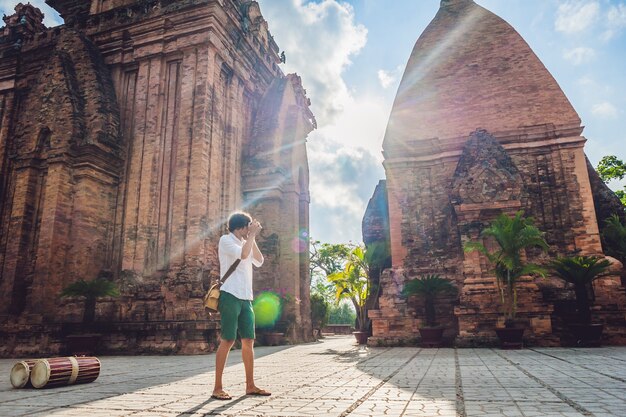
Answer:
[
  {"left": 383, "top": 0, "right": 580, "bottom": 153},
  {"left": 440, "top": 0, "right": 474, "bottom": 8}
]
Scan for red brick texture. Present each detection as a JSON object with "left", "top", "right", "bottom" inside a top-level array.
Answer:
[
  {"left": 0, "top": 1, "right": 314, "bottom": 356},
  {"left": 367, "top": 0, "right": 626, "bottom": 347}
]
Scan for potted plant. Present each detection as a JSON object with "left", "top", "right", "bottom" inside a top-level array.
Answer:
[
  {"left": 328, "top": 245, "right": 371, "bottom": 344},
  {"left": 61, "top": 277, "right": 119, "bottom": 355},
  {"left": 549, "top": 255, "right": 611, "bottom": 346},
  {"left": 402, "top": 274, "right": 457, "bottom": 347},
  {"left": 464, "top": 211, "right": 548, "bottom": 348},
  {"left": 310, "top": 293, "right": 329, "bottom": 339}
]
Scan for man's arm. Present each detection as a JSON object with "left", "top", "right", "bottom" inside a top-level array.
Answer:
[
  {"left": 241, "top": 220, "right": 262, "bottom": 260},
  {"left": 252, "top": 239, "right": 264, "bottom": 266},
  {"left": 241, "top": 237, "right": 253, "bottom": 260},
  {"left": 219, "top": 235, "right": 240, "bottom": 258}
]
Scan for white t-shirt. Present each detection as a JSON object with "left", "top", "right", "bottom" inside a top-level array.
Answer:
[{"left": 218, "top": 233, "right": 264, "bottom": 300}]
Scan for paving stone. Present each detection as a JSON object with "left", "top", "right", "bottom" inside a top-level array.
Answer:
[
  {"left": 0, "top": 405, "right": 56, "bottom": 417},
  {"left": 2, "top": 336, "right": 626, "bottom": 416}
]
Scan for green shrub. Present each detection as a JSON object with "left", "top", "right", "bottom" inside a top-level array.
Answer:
[{"left": 310, "top": 293, "right": 329, "bottom": 329}]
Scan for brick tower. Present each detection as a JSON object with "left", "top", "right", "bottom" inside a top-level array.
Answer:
[
  {"left": 365, "top": 0, "right": 626, "bottom": 346},
  {"left": 0, "top": 1, "right": 315, "bottom": 355}
]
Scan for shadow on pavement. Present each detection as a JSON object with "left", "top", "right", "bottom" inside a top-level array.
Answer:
[
  {"left": 0, "top": 344, "right": 295, "bottom": 416},
  {"left": 175, "top": 394, "right": 249, "bottom": 417}
]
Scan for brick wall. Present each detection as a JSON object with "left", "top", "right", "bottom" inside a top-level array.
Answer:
[
  {"left": 367, "top": 0, "right": 626, "bottom": 347},
  {"left": 0, "top": 1, "right": 315, "bottom": 356}
]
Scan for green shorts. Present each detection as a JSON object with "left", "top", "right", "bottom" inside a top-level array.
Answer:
[{"left": 218, "top": 291, "right": 255, "bottom": 341}]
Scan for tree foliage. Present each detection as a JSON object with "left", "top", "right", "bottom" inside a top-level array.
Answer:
[
  {"left": 310, "top": 241, "right": 352, "bottom": 277},
  {"left": 601, "top": 214, "right": 626, "bottom": 263},
  {"left": 61, "top": 278, "right": 120, "bottom": 323},
  {"left": 402, "top": 275, "right": 456, "bottom": 327},
  {"left": 363, "top": 241, "right": 391, "bottom": 275},
  {"left": 549, "top": 256, "right": 611, "bottom": 323},
  {"left": 310, "top": 293, "right": 329, "bottom": 329},
  {"left": 327, "top": 245, "right": 374, "bottom": 331},
  {"left": 597, "top": 155, "right": 626, "bottom": 182},
  {"left": 61, "top": 278, "right": 120, "bottom": 299},
  {"left": 310, "top": 240, "right": 390, "bottom": 331},
  {"left": 596, "top": 155, "right": 626, "bottom": 206},
  {"left": 328, "top": 302, "right": 356, "bottom": 325},
  {"left": 309, "top": 240, "right": 352, "bottom": 304},
  {"left": 464, "top": 211, "right": 548, "bottom": 322},
  {"left": 310, "top": 275, "right": 335, "bottom": 304}
]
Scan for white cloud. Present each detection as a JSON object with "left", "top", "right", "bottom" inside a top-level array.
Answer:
[
  {"left": 577, "top": 75, "right": 596, "bottom": 86},
  {"left": 303, "top": 92, "right": 389, "bottom": 243},
  {"left": 259, "top": 1, "right": 390, "bottom": 243},
  {"left": 377, "top": 70, "right": 395, "bottom": 89},
  {"left": 602, "top": 4, "right": 626, "bottom": 41},
  {"left": 563, "top": 46, "right": 595, "bottom": 65},
  {"left": 377, "top": 65, "right": 404, "bottom": 89},
  {"left": 555, "top": 1, "right": 600, "bottom": 34},
  {"left": 258, "top": 0, "right": 367, "bottom": 124},
  {"left": 321, "top": 95, "right": 388, "bottom": 157},
  {"left": 307, "top": 135, "right": 384, "bottom": 243},
  {"left": 0, "top": 1, "right": 63, "bottom": 27},
  {"left": 591, "top": 102, "right": 619, "bottom": 119}
]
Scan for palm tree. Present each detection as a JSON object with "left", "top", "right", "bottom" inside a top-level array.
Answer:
[
  {"left": 363, "top": 240, "right": 390, "bottom": 305},
  {"left": 61, "top": 278, "right": 120, "bottom": 323},
  {"left": 464, "top": 211, "right": 548, "bottom": 324},
  {"left": 328, "top": 246, "right": 370, "bottom": 332},
  {"left": 402, "top": 275, "right": 456, "bottom": 327},
  {"left": 549, "top": 256, "right": 611, "bottom": 324},
  {"left": 602, "top": 214, "right": 626, "bottom": 264}
]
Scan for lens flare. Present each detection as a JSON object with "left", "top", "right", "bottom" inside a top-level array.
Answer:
[
  {"left": 291, "top": 237, "right": 307, "bottom": 253},
  {"left": 253, "top": 291, "right": 282, "bottom": 328},
  {"left": 291, "top": 229, "right": 309, "bottom": 253}
]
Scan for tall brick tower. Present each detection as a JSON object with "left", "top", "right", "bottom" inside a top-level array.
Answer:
[
  {"left": 365, "top": 0, "right": 626, "bottom": 346},
  {"left": 0, "top": 1, "right": 315, "bottom": 355}
]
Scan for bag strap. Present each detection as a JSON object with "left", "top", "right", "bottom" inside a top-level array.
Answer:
[{"left": 219, "top": 259, "right": 241, "bottom": 285}]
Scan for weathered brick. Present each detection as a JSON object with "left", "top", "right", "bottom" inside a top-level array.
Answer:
[
  {"left": 365, "top": 0, "right": 626, "bottom": 347},
  {"left": 0, "top": 1, "right": 315, "bottom": 356}
]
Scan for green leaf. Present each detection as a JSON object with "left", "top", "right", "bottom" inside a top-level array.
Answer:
[
  {"left": 602, "top": 214, "right": 626, "bottom": 262},
  {"left": 597, "top": 155, "right": 626, "bottom": 183},
  {"left": 402, "top": 275, "right": 457, "bottom": 298},
  {"left": 548, "top": 256, "right": 611, "bottom": 286},
  {"left": 463, "top": 210, "right": 549, "bottom": 319},
  {"left": 61, "top": 278, "right": 120, "bottom": 300}
]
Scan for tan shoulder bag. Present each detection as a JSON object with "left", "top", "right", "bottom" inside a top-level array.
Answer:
[{"left": 204, "top": 259, "right": 241, "bottom": 313}]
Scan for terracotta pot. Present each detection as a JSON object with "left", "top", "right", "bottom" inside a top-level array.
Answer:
[
  {"left": 263, "top": 332, "right": 284, "bottom": 346},
  {"left": 353, "top": 331, "right": 369, "bottom": 345},
  {"left": 495, "top": 327, "right": 524, "bottom": 349},
  {"left": 418, "top": 327, "right": 444, "bottom": 347},
  {"left": 570, "top": 323, "right": 603, "bottom": 347}
]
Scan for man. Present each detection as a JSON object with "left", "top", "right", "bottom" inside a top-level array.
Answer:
[{"left": 212, "top": 211, "right": 271, "bottom": 400}]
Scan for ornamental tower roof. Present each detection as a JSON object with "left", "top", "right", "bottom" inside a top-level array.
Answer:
[{"left": 382, "top": 0, "right": 581, "bottom": 156}]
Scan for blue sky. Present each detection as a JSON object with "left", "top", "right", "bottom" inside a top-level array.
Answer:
[
  {"left": 3, "top": 0, "right": 625, "bottom": 244},
  {"left": 258, "top": 0, "right": 626, "bottom": 244}
]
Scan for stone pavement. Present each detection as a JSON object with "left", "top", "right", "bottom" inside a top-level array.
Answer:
[{"left": 1, "top": 336, "right": 626, "bottom": 417}]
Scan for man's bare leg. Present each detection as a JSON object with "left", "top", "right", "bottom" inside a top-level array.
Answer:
[
  {"left": 213, "top": 338, "right": 235, "bottom": 399},
  {"left": 242, "top": 338, "right": 270, "bottom": 395}
]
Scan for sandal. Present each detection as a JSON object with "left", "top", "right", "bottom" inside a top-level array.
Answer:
[
  {"left": 211, "top": 391, "right": 232, "bottom": 400},
  {"left": 246, "top": 387, "right": 271, "bottom": 396}
]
